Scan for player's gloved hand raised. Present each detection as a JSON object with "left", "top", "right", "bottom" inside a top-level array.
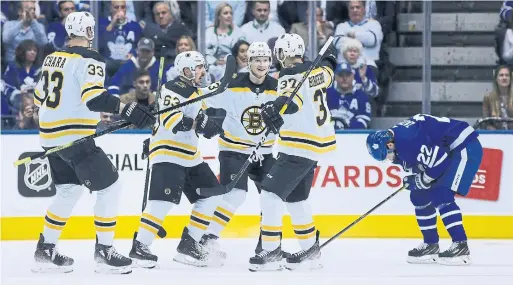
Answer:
[
  {"left": 172, "top": 116, "right": 194, "bottom": 134},
  {"left": 403, "top": 173, "right": 431, "bottom": 191},
  {"left": 195, "top": 111, "right": 224, "bottom": 139},
  {"left": 322, "top": 42, "right": 338, "bottom": 69},
  {"left": 121, "top": 102, "right": 156, "bottom": 129},
  {"left": 261, "top": 101, "right": 284, "bottom": 134}
]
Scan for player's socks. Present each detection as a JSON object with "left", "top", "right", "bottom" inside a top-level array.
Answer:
[
  {"left": 439, "top": 202, "right": 467, "bottom": 242},
  {"left": 136, "top": 200, "right": 172, "bottom": 246},
  {"left": 208, "top": 189, "right": 246, "bottom": 237},
  {"left": 42, "top": 184, "right": 83, "bottom": 244},
  {"left": 187, "top": 198, "right": 216, "bottom": 242},
  {"left": 260, "top": 191, "right": 284, "bottom": 251},
  {"left": 437, "top": 202, "right": 471, "bottom": 265},
  {"left": 414, "top": 202, "right": 439, "bottom": 244},
  {"left": 286, "top": 201, "right": 317, "bottom": 250},
  {"left": 94, "top": 180, "right": 122, "bottom": 246}
]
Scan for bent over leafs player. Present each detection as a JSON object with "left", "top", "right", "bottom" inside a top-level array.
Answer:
[
  {"left": 200, "top": 42, "right": 282, "bottom": 261},
  {"left": 32, "top": 12, "right": 155, "bottom": 274},
  {"left": 248, "top": 34, "right": 337, "bottom": 271},
  {"left": 366, "top": 114, "right": 483, "bottom": 265},
  {"left": 129, "top": 51, "right": 227, "bottom": 268}
]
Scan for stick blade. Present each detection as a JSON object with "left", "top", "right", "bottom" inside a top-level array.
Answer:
[
  {"left": 219, "top": 54, "right": 238, "bottom": 90},
  {"left": 197, "top": 186, "right": 229, "bottom": 197}
]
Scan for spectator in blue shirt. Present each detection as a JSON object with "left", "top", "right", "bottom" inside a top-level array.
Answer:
[
  {"left": 3, "top": 40, "right": 41, "bottom": 110},
  {"left": 99, "top": 0, "right": 143, "bottom": 76},
  {"left": 2, "top": 1, "right": 47, "bottom": 64},
  {"left": 327, "top": 63, "right": 371, "bottom": 130},
  {"left": 46, "top": 1, "right": 76, "bottom": 53},
  {"left": 108, "top": 37, "right": 169, "bottom": 96}
]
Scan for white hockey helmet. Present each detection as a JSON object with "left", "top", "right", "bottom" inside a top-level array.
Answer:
[
  {"left": 247, "top": 42, "right": 272, "bottom": 74},
  {"left": 273, "top": 33, "right": 305, "bottom": 65},
  {"left": 65, "top": 11, "right": 96, "bottom": 40},
  {"left": 174, "top": 51, "right": 206, "bottom": 83}
]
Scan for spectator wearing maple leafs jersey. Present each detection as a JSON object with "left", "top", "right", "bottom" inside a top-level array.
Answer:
[{"left": 327, "top": 63, "right": 371, "bottom": 130}]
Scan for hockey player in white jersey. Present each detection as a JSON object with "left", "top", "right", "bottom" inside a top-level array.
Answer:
[
  {"left": 32, "top": 12, "right": 155, "bottom": 274},
  {"left": 199, "top": 42, "right": 286, "bottom": 259},
  {"left": 248, "top": 34, "right": 337, "bottom": 271},
  {"left": 129, "top": 51, "right": 227, "bottom": 268}
]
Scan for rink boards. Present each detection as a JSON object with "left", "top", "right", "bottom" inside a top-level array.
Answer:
[{"left": 1, "top": 131, "right": 512, "bottom": 240}]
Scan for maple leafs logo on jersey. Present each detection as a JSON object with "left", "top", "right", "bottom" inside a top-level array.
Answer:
[{"left": 372, "top": 143, "right": 379, "bottom": 150}]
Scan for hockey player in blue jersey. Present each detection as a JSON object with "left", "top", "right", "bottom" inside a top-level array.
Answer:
[{"left": 366, "top": 114, "right": 483, "bottom": 265}]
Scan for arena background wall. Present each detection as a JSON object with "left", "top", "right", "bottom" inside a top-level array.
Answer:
[{"left": 1, "top": 130, "right": 512, "bottom": 241}]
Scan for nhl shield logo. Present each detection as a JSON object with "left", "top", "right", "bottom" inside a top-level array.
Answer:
[{"left": 17, "top": 152, "right": 56, "bottom": 197}]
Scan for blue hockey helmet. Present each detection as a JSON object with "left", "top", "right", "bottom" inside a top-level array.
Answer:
[{"left": 366, "top": 130, "right": 394, "bottom": 161}]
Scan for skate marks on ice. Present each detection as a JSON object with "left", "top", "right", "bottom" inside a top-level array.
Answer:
[{"left": 1, "top": 239, "right": 512, "bottom": 285}]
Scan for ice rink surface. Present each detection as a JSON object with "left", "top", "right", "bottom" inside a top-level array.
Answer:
[{"left": 1, "top": 238, "right": 512, "bottom": 285}]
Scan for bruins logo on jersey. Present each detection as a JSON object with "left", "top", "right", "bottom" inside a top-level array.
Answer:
[{"left": 241, "top": 106, "right": 265, "bottom": 135}]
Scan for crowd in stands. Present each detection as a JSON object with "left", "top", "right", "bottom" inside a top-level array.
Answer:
[
  {"left": 491, "top": 1, "right": 513, "bottom": 130},
  {"left": 1, "top": 0, "right": 398, "bottom": 131}
]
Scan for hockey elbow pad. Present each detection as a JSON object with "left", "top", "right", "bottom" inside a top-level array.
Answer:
[
  {"left": 172, "top": 116, "right": 194, "bottom": 134},
  {"left": 274, "top": 96, "right": 298, "bottom": 114}
]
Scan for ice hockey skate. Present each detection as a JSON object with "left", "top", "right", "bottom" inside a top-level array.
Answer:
[
  {"left": 249, "top": 246, "right": 285, "bottom": 272},
  {"left": 129, "top": 232, "right": 158, "bottom": 269},
  {"left": 94, "top": 236, "right": 132, "bottom": 274},
  {"left": 284, "top": 231, "right": 322, "bottom": 270},
  {"left": 407, "top": 242, "right": 440, "bottom": 264},
  {"left": 201, "top": 233, "right": 227, "bottom": 261},
  {"left": 437, "top": 241, "right": 471, "bottom": 265},
  {"left": 173, "top": 227, "right": 222, "bottom": 267},
  {"left": 254, "top": 231, "right": 291, "bottom": 258},
  {"left": 32, "top": 233, "right": 74, "bottom": 273}
]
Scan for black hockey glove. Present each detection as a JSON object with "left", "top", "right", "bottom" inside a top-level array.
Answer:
[
  {"left": 273, "top": 96, "right": 298, "bottom": 114},
  {"left": 142, "top": 138, "right": 150, "bottom": 160},
  {"left": 121, "top": 102, "right": 156, "bottom": 129},
  {"left": 261, "top": 101, "right": 284, "bottom": 134},
  {"left": 322, "top": 43, "right": 337, "bottom": 70},
  {"left": 172, "top": 115, "right": 194, "bottom": 134},
  {"left": 195, "top": 108, "right": 226, "bottom": 139}
]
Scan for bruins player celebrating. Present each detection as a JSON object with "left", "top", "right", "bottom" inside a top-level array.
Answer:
[
  {"left": 32, "top": 12, "right": 155, "bottom": 274},
  {"left": 129, "top": 51, "right": 226, "bottom": 268},
  {"left": 248, "top": 34, "right": 337, "bottom": 271},
  {"left": 199, "top": 42, "right": 282, "bottom": 259}
]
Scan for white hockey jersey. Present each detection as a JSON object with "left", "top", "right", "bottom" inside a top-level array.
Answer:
[
  {"left": 203, "top": 73, "right": 278, "bottom": 155},
  {"left": 34, "top": 47, "right": 106, "bottom": 147},
  {"left": 277, "top": 62, "right": 336, "bottom": 161},
  {"left": 149, "top": 78, "right": 222, "bottom": 167}
]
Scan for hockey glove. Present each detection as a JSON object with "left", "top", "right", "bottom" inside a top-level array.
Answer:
[
  {"left": 121, "top": 102, "right": 156, "bottom": 129},
  {"left": 403, "top": 173, "right": 433, "bottom": 191},
  {"left": 322, "top": 43, "right": 338, "bottom": 70},
  {"left": 142, "top": 138, "right": 150, "bottom": 160},
  {"left": 261, "top": 101, "right": 284, "bottom": 134},
  {"left": 195, "top": 109, "right": 225, "bottom": 139},
  {"left": 273, "top": 96, "right": 299, "bottom": 114},
  {"left": 172, "top": 116, "right": 194, "bottom": 134}
]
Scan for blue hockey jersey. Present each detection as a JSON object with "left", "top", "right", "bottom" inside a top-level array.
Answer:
[
  {"left": 390, "top": 114, "right": 479, "bottom": 179},
  {"left": 98, "top": 18, "right": 142, "bottom": 60},
  {"left": 327, "top": 87, "right": 371, "bottom": 129}
]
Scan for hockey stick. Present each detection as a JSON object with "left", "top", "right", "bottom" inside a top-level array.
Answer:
[
  {"left": 13, "top": 55, "right": 238, "bottom": 167},
  {"left": 320, "top": 185, "right": 406, "bottom": 249},
  {"left": 141, "top": 47, "right": 167, "bottom": 238},
  {"left": 472, "top": 117, "right": 513, "bottom": 129},
  {"left": 198, "top": 36, "right": 336, "bottom": 197}
]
